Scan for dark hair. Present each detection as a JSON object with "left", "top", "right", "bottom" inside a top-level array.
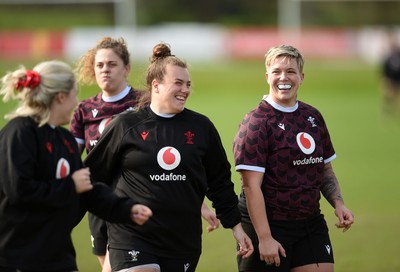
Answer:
[{"left": 137, "top": 43, "right": 187, "bottom": 109}]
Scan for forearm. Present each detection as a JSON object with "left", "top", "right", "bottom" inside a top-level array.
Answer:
[
  {"left": 241, "top": 170, "right": 272, "bottom": 239},
  {"left": 321, "top": 162, "right": 344, "bottom": 208},
  {"left": 244, "top": 185, "right": 272, "bottom": 239}
]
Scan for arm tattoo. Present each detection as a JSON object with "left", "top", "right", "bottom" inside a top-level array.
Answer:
[{"left": 321, "top": 166, "right": 344, "bottom": 207}]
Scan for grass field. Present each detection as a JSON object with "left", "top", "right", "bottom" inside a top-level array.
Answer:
[{"left": 1, "top": 57, "right": 399, "bottom": 272}]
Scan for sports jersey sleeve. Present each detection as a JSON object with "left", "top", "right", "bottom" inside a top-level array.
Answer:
[
  {"left": 233, "top": 109, "right": 268, "bottom": 173},
  {"left": 84, "top": 116, "right": 124, "bottom": 186},
  {"left": 204, "top": 121, "right": 241, "bottom": 229},
  {"left": 70, "top": 104, "right": 85, "bottom": 143},
  {"left": 317, "top": 111, "right": 336, "bottom": 163},
  {"left": 83, "top": 183, "right": 137, "bottom": 223},
  {"left": 0, "top": 119, "right": 77, "bottom": 208}
]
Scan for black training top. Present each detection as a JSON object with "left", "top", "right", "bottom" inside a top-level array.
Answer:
[
  {"left": 85, "top": 106, "right": 241, "bottom": 258},
  {"left": 0, "top": 116, "right": 136, "bottom": 271}
]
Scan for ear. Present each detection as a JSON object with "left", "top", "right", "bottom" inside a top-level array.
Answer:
[
  {"left": 125, "top": 63, "right": 131, "bottom": 77},
  {"left": 152, "top": 79, "right": 160, "bottom": 93},
  {"left": 55, "top": 92, "right": 66, "bottom": 104},
  {"left": 300, "top": 72, "right": 305, "bottom": 84}
]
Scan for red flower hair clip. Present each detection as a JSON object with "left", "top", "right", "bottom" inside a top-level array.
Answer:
[{"left": 16, "top": 70, "right": 41, "bottom": 91}]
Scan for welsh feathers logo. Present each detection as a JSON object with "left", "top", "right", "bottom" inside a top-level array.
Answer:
[
  {"left": 296, "top": 132, "right": 316, "bottom": 155},
  {"left": 56, "top": 158, "right": 70, "bottom": 179},
  {"left": 157, "top": 146, "right": 181, "bottom": 170}
]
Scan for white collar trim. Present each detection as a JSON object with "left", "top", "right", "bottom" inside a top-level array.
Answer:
[
  {"left": 102, "top": 86, "right": 130, "bottom": 102},
  {"left": 263, "top": 95, "right": 298, "bottom": 112}
]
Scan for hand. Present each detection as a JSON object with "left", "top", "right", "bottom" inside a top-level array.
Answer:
[
  {"left": 335, "top": 205, "right": 354, "bottom": 232},
  {"left": 71, "top": 167, "right": 93, "bottom": 193},
  {"left": 258, "top": 235, "right": 286, "bottom": 267},
  {"left": 232, "top": 223, "right": 254, "bottom": 259},
  {"left": 131, "top": 204, "right": 153, "bottom": 225},
  {"left": 201, "top": 202, "right": 220, "bottom": 232}
]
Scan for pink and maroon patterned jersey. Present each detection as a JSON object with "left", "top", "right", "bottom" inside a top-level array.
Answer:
[
  {"left": 233, "top": 96, "right": 336, "bottom": 220},
  {"left": 70, "top": 87, "right": 140, "bottom": 154}
]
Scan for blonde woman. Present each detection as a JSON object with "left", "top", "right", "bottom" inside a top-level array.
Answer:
[
  {"left": 233, "top": 45, "right": 354, "bottom": 272},
  {"left": 0, "top": 60, "right": 152, "bottom": 272}
]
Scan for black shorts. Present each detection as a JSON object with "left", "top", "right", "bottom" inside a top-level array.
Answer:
[
  {"left": 238, "top": 214, "right": 334, "bottom": 272},
  {"left": 109, "top": 247, "right": 200, "bottom": 272},
  {"left": 88, "top": 213, "right": 108, "bottom": 256}
]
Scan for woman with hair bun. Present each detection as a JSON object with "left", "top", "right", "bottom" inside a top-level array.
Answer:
[
  {"left": 0, "top": 60, "right": 152, "bottom": 272},
  {"left": 85, "top": 43, "right": 254, "bottom": 272},
  {"left": 71, "top": 37, "right": 219, "bottom": 272}
]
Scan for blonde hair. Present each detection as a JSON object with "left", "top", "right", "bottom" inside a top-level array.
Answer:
[
  {"left": 137, "top": 42, "right": 187, "bottom": 109},
  {"left": 75, "top": 36, "right": 131, "bottom": 85},
  {"left": 0, "top": 60, "right": 76, "bottom": 126},
  {"left": 264, "top": 45, "right": 304, "bottom": 73}
]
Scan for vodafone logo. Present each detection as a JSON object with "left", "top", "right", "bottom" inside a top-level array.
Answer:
[
  {"left": 296, "top": 132, "right": 316, "bottom": 155},
  {"left": 151, "top": 147, "right": 186, "bottom": 181},
  {"left": 157, "top": 146, "right": 181, "bottom": 170},
  {"left": 56, "top": 158, "right": 70, "bottom": 179},
  {"left": 99, "top": 117, "right": 113, "bottom": 134}
]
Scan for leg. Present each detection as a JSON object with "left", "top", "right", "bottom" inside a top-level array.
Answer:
[{"left": 88, "top": 213, "right": 109, "bottom": 269}]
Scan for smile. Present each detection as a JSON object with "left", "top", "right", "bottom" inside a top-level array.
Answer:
[
  {"left": 175, "top": 95, "right": 186, "bottom": 102},
  {"left": 278, "top": 84, "right": 291, "bottom": 90}
]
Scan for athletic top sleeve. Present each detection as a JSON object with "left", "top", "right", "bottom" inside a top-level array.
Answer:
[
  {"left": 202, "top": 121, "right": 241, "bottom": 228},
  {"left": 83, "top": 183, "right": 136, "bottom": 223}
]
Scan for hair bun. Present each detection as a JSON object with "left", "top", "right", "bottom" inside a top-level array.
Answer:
[{"left": 150, "top": 43, "right": 173, "bottom": 63}]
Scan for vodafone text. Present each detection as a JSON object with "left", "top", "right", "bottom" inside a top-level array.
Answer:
[
  {"left": 293, "top": 156, "right": 323, "bottom": 166},
  {"left": 149, "top": 173, "right": 187, "bottom": 181}
]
